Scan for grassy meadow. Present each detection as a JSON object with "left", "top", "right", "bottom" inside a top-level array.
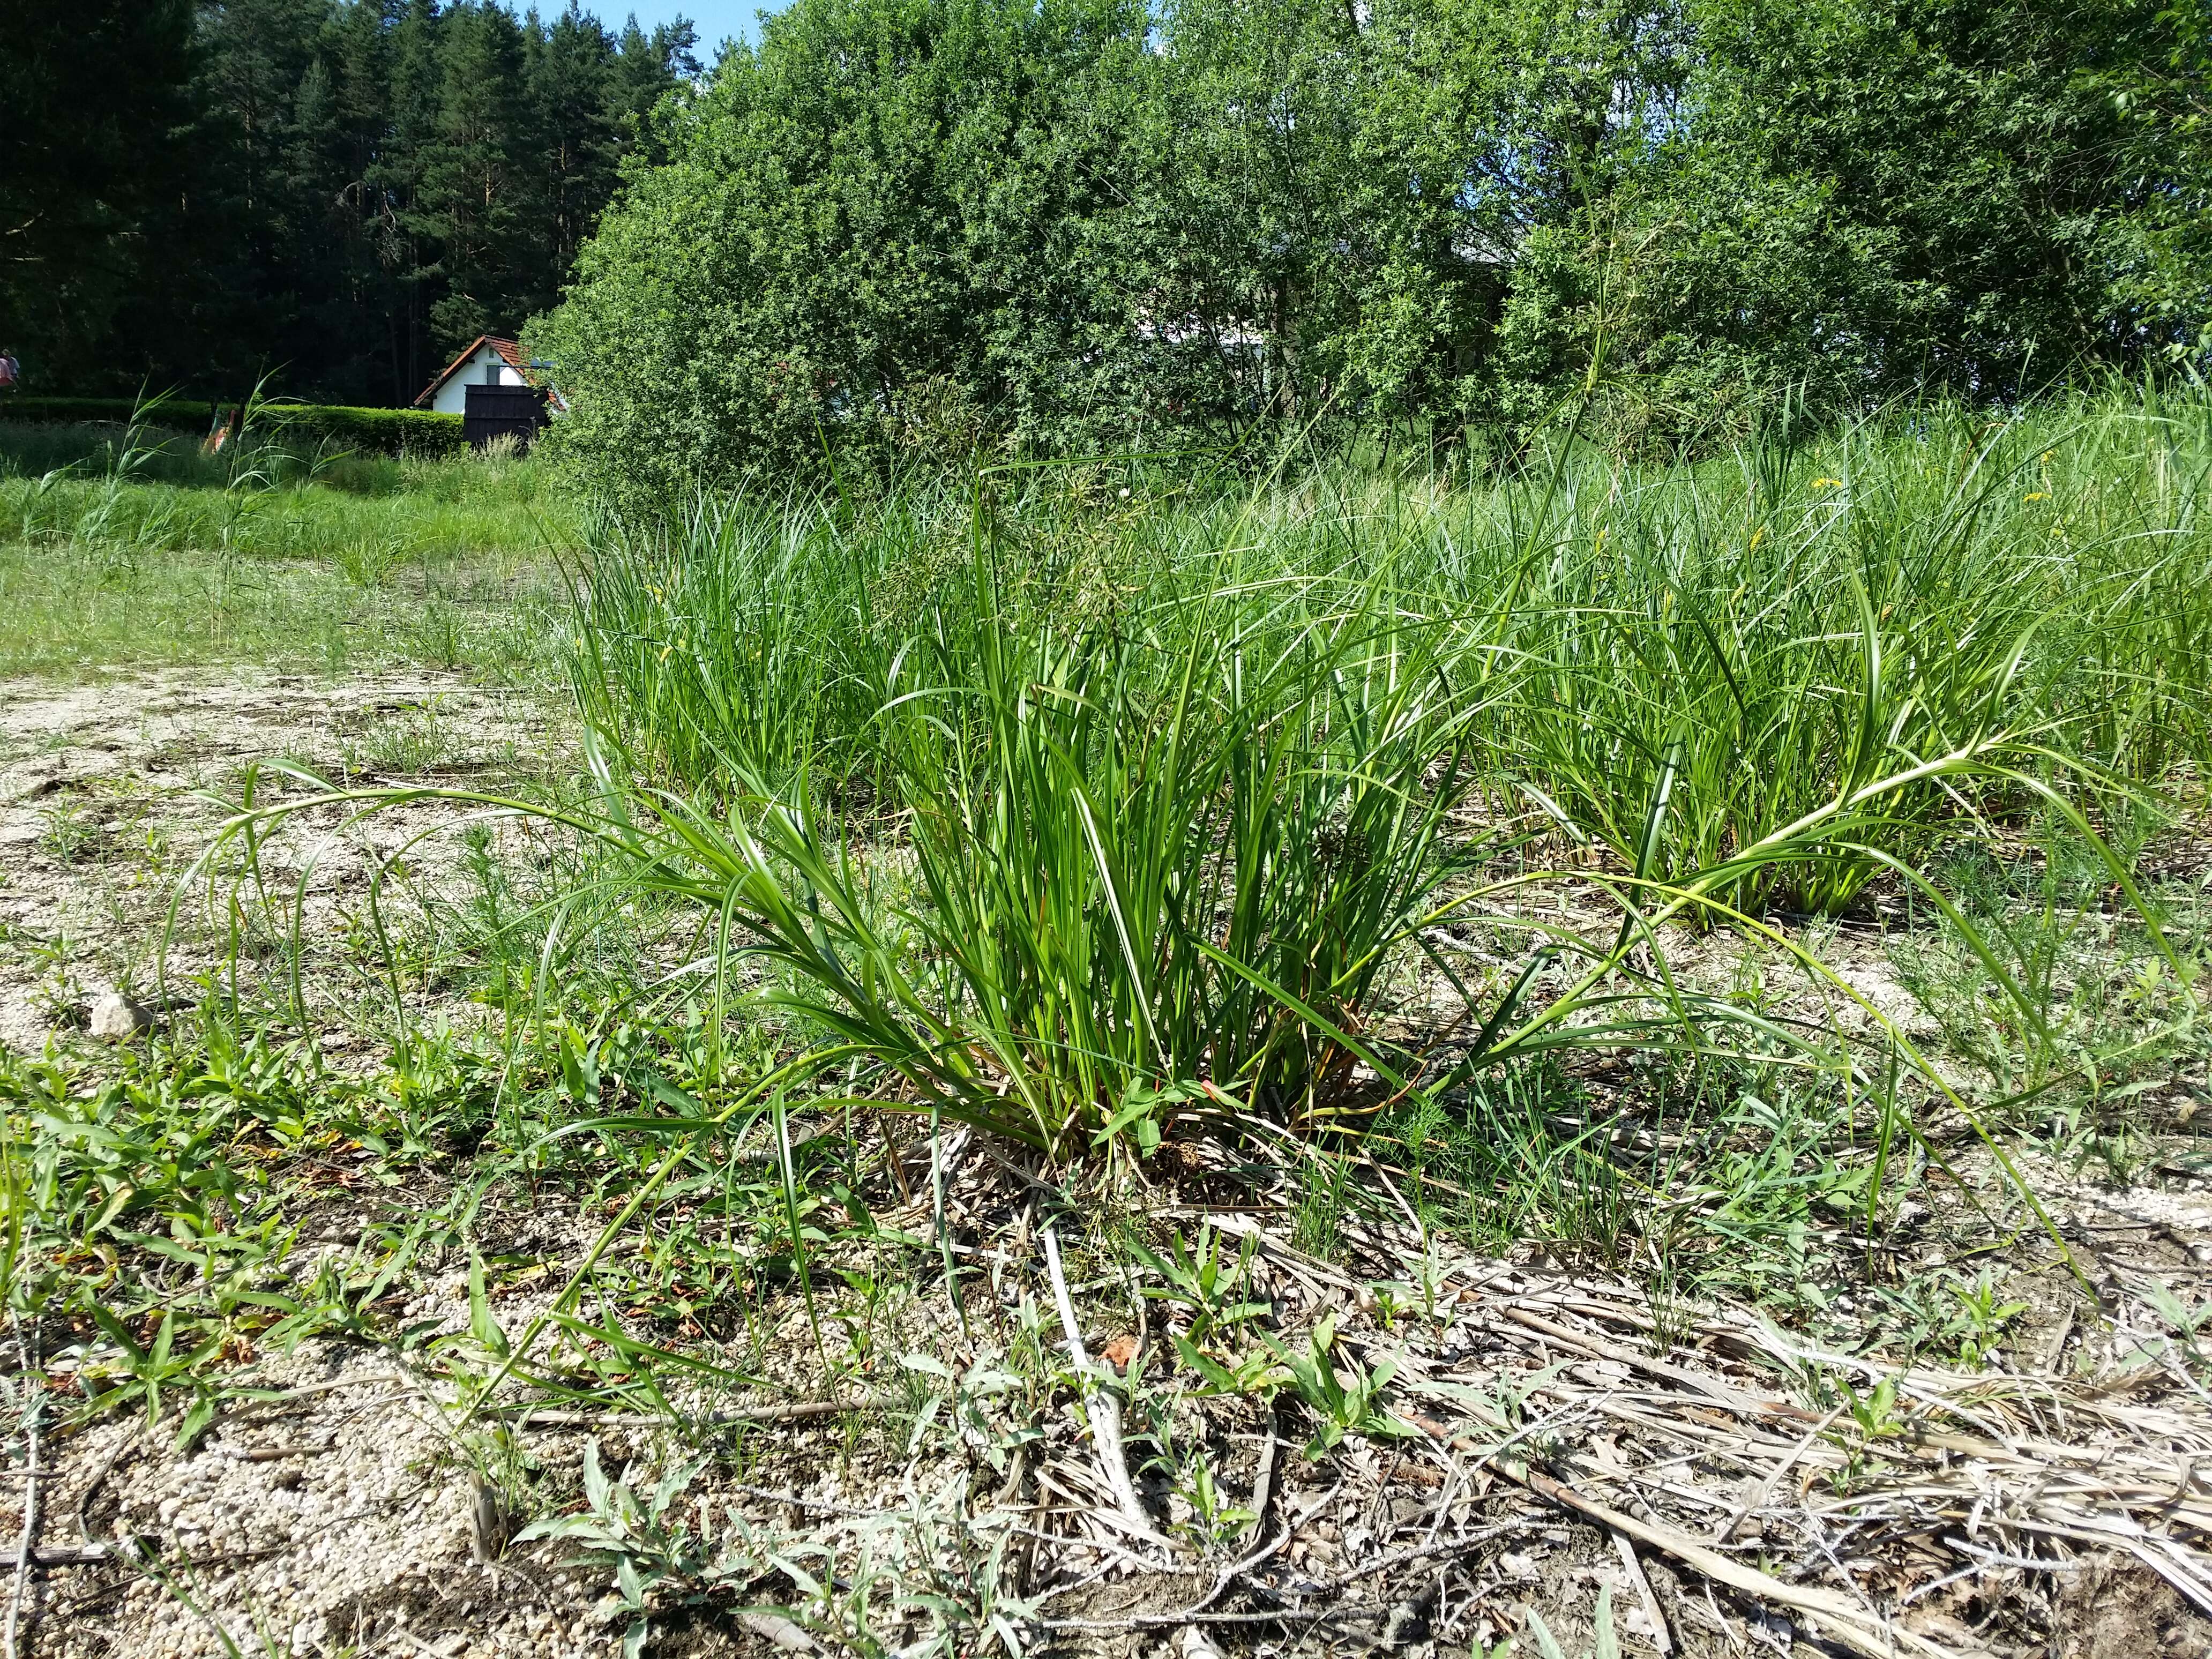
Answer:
[
  {"left": 3, "top": 386, "right": 2211, "bottom": 1654},
  {"left": 0, "top": 417, "right": 571, "bottom": 676}
]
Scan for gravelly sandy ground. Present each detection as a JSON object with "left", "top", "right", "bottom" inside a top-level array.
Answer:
[{"left": 0, "top": 668, "right": 562, "bottom": 1053}]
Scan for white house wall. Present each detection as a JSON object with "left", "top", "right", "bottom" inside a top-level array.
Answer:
[{"left": 428, "top": 345, "right": 529, "bottom": 415}]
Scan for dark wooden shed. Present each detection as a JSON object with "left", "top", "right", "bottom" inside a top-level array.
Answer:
[{"left": 462, "top": 383, "right": 549, "bottom": 451}]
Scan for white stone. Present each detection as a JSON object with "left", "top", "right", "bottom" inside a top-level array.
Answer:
[{"left": 89, "top": 991, "right": 154, "bottom": 1040}]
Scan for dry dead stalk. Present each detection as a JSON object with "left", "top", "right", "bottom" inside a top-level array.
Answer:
[{"left": 1043, "top": 1224, "right": 1170, "bottom": 1549}]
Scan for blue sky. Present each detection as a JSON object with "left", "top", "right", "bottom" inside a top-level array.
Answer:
[{"left": 610, "top": 1, "right": 773, "bottom": 57}]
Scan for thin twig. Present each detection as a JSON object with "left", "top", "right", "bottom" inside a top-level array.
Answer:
[
  {"left": 5, "top": 1314, "right": 40, "bottom": 1659},
  {"left": 1307, "top": 1522, "right": 1536, "bottom": 1593},
  {"left": 1716, "top": 1408, "right": 1841, "bottom": 1542},
  {"left": 507, "top": 1395, "right": 896, "bottom": 1429},
  {"left": 1515, "top": 1468, "right": 1952, "bottom": 1659},
  {"left": 718, "top": 1483, "right": 905, "bottom": 1521},
  {"left": 1612, "top": 1530, "right": 1673, "bottom": 1656},
  {"left": 1044, "top": 1602, "right": 1395, "bottom": 1633},
  {"left": 1245, "top": 1408, "right": 1279, "bottom": 1547},
  {"left": 0, "top": 1544, "right": 110, "bottom": 1571},
  {"left": 74, "top": 1433, "right": 140, "bottom": 1549}
]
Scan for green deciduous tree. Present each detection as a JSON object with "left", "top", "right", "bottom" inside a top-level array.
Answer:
[
  {"left": 533, "top": 0, "right": 1172, "bottom": 501},
  {"left": 540, "top": 0, "right": 2212, "bottom": 489}
]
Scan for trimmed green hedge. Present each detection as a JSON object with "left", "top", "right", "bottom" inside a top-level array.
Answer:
[
  {"left": 0, "top": 396, "right": 466, "bottom": 455},
  {"left": 258, "top": 404, "right": 467, "bottom": 457}
]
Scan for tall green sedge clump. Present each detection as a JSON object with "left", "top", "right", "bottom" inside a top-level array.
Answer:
[
  {"left": 566, "top": 387, "right": 2212, "bottom": 931},
  {"left": 543, "top": 476, "right": 1494, "bottom": 1163},
  {"left": 564, "top": 490, "right": 903, "bottom": 791},
  {"left": 2044, "top": 382, "right": 2212, "bottom": 787},
  {"left": 863, "top": 494, "right": 1484, "bottom": 1153},
  {"left": 1449, "top": 394, "right": 2211, "bottom": 917},
  {"left": 179, "top": 388, "right": 2208, "bottom": 1211}
]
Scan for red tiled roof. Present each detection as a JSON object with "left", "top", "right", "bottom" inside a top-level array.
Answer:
[{"left": 414, "top": 334, "right": 563, "bottom": 409}]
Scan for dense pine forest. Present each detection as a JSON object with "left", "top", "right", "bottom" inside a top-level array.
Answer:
[{"left": 2, "top": 1, "right": 698, "bottom": 407}]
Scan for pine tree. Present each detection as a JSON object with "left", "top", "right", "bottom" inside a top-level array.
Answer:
[
  {"left": 377, "top": 0, "right": 448, "bottom": 392},
  {"left": 8, "top": 0, "right": 697, "bottom": 400},
  {"left": 530, "top": 4, "right": 621, "bottom": 316},
  {"left": 0, "top": 0, "right": 199, "bottom": 391},
  {"left": 608, "top": 16, "right": 701, "bottom": 168},
  {"left": 303, "top": 1, "right": 409, "bottom": 401},
  {"left": 415, "top": 1, "right": 537, "bottom": 348}
]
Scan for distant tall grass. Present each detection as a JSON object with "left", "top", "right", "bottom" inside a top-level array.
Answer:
[
  {"left": 0, "top": 541, "right": 565, "bottom": 677},
  {"left": 575, "top": 387, "right": 2211, "bottom": 902},
  {"left": 0, "top": 419, "right": 574, "bottom": 562},
  {"left": 0, "top": 414, "right": 572, "bottom": 675}
]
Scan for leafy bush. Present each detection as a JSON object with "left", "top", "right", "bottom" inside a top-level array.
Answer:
[
  {"left": 530, "top": 0, "right": 1184, "bottom": 509},
  {"left": 534, "top": 0, "right": 2211, "bottom": 498}
]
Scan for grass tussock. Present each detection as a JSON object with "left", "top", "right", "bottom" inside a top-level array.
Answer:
[{"left": 194, "top": 386, "right": 2212, "bottom": 1183}]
